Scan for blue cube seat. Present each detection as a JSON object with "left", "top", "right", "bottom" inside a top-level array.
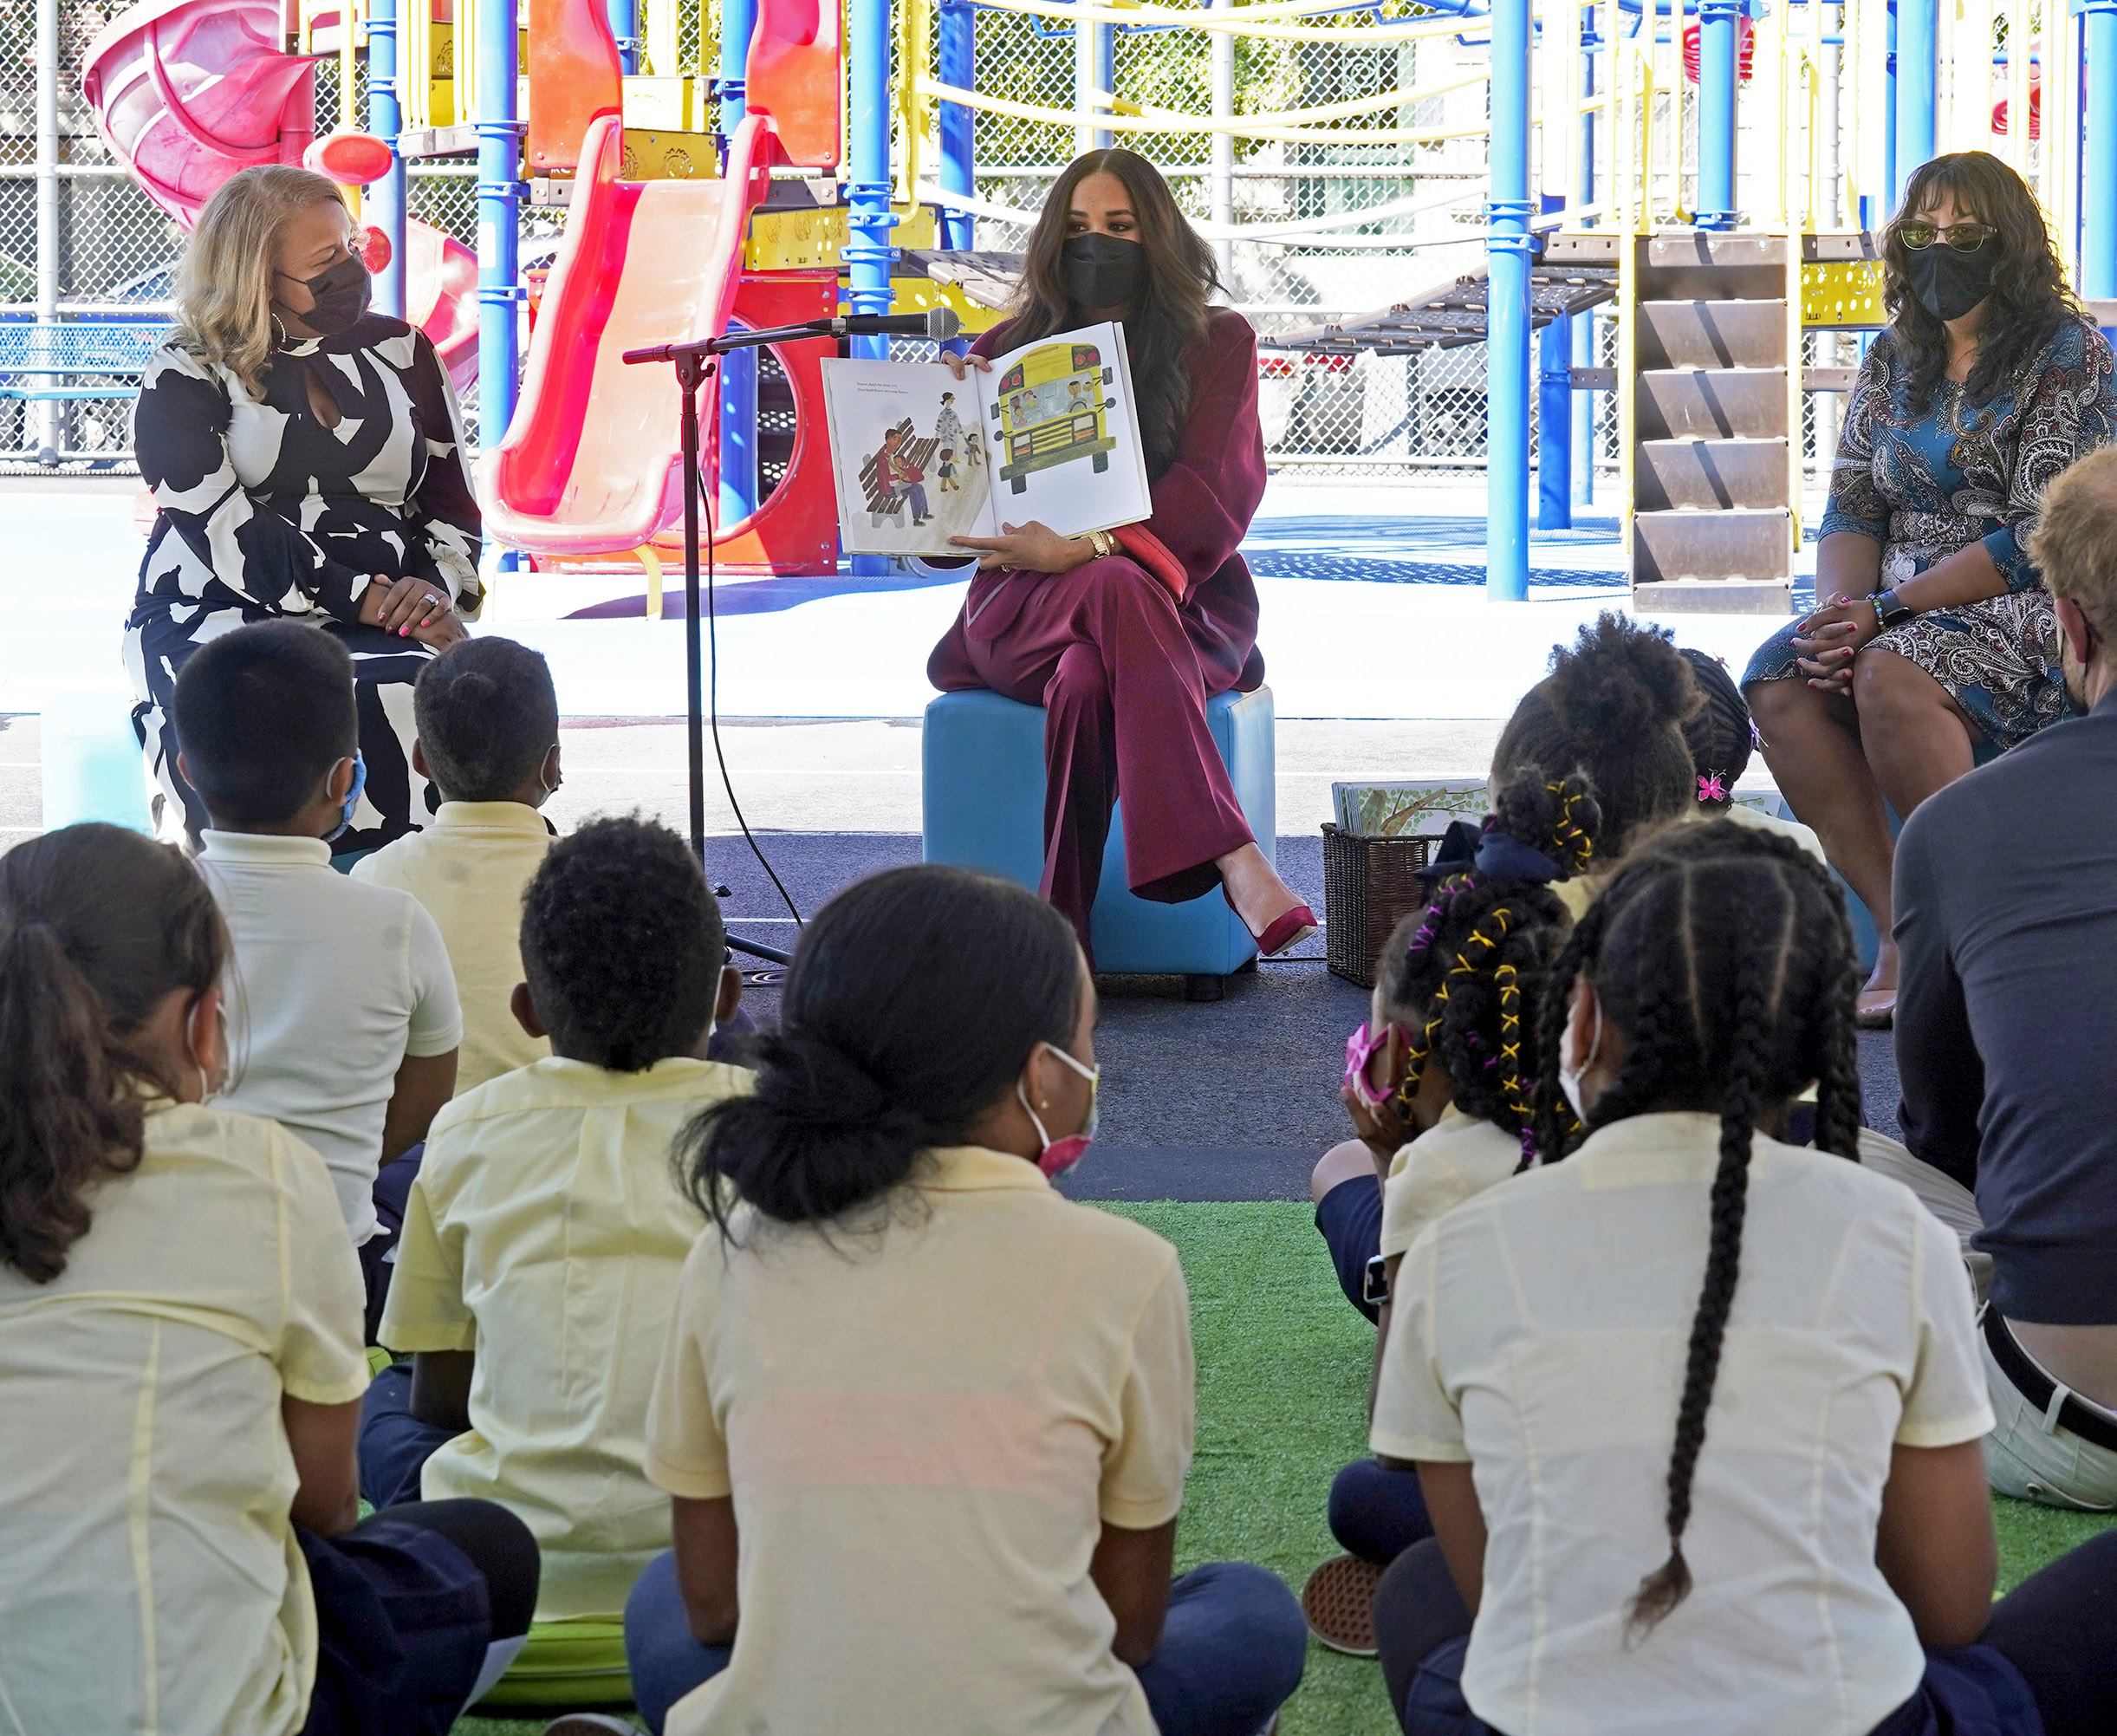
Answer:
[{"left": 922, "top": 685, "right": 1277, "bottom": 995}]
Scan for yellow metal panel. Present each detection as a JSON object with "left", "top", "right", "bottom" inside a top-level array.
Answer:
[
  {"left": 619, "top": 128, "right": 718, "bottom": 180},
  {"left": 742, "top": 203, "right": 938, "bottom": 271},
  {"left": 623, "top": 76, "right": 712, "bottom": 132},
  {"left": 1802, "top": 259, "right": 1885, "bottom": 327}
]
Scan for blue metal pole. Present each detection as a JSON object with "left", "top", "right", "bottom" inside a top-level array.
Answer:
[
  {"left": 1695, "top": 0, "right": 1739, "bottom": 228},
  {"left": 1893, "top": 0, "right": 1934, "bottom": 206},
  {"left": 846, "top": 0, "right": 894, "bottom": 571},
  {"left": 1093, "top": 22, "right": 1115, "bottom": 150},
  {"left": 2084, "top": 1, "right": 2117, "bottom": 302},
  {"left": 365, "top": 0, "right": 406, "bottom": 319},
  {"left": 1487, "top": 0, "right": 1531, "bottom": 601},
  {"left": 1536, "top": 193, "right": 1569, "bottom": 530},
  {"left": 1573, "top": 0, "right": 1594, "bottom": 509},
  {"left": 718, "top": 0, "right": 759, "bottom": 523},
  {"left": 607, "top": 0, "right": 638, "bottom": 74},
  {"left": 938, "top": 0, "right": 976, "bottom": 250},
  {"left": 476, "top": 0, "right": 523, "bottom": 459}
]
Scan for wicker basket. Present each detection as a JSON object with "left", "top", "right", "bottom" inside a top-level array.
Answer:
[{"left": 1322, "top": 823, "right": 1440, "bottom": 989}]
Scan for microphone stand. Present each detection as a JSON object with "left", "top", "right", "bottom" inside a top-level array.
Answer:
[{"left": 622, "top": 326, "right": 815, "bottom": 969}]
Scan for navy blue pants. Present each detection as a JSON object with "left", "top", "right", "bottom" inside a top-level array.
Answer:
[
  {"left": 357, "top": 1143, "right": 426, "bottom": 1343},
  {"left": 298, "top": 1499, "right": 537, "bottom": 1735},
  {"left": 1329, "top": 1457, "right": 1433, "bottom": 1563},
  {"left": 360, "top": 1362, "right": 458, "bottom": 1510},
  {"left": 1315, "top": 1174, "right": 1385, "bottom": 1324},
  {"left": 1376, "top": 1531, "right": 2117, "bottom": 1736},
  {"left": 624, "top": 1551, "right": 1308, "bottom": 1736}
]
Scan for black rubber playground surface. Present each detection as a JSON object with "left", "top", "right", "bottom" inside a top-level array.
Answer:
[{"left": 707, "top": 829, "right": 1906, "bottom": 1202}]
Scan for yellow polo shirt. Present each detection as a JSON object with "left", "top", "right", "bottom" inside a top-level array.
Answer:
[
  {"left": 378, "top": 1054, "right": 752, "bottom": 1621},
  {"left": 645, "top": 1145, "right": 1195, "bottom": 1736},
  {"left": 0, "top": 1099, "right": 368, "bottom": 1735},
  {"left": 353, "top": 801, "right": 555, "bottom": 1093},
  {"left": 1379, "top": 1106, "right": 1523, "bottom": 1262}
]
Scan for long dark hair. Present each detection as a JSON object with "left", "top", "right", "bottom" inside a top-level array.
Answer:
[
  {"left": 1529, "top": 822, "right": 1862, "bottom": 1639},
  {"left": 1009, "top": 148, "right": 1221, "bottom": 478},
  {"left": 1374, "top": 769, "right": 1601, "bottom": 1161},
  {"left": 678, "top": 866, "right": 1083, "bottom": 1237},
  {"left": 1492, "top": 613, "right": 1699, "bottom": 860},
  {"left": 1885, "top": 151, "right": 2081, "bottom": 413},
  {"left": 0, "top": 824, "right": 230, "bottom": 1284}
]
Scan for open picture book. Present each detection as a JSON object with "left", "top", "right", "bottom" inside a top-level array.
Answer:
[{"left": 820, "top": 321, "right": 1153, "bottom": 558}]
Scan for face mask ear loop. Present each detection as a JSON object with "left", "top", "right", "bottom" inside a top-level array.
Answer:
[{"left": 1016, "top": 1076, "right": 1055, "bottom": 1151}]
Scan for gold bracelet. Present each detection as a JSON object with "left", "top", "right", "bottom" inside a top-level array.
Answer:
[{"left": 1085, "top": 528, "right": 1116, "bottom": 559}]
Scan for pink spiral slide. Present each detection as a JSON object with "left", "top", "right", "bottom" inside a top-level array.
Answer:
[{"left": 82, "top": 0, "right": 479, "bottom": 388}]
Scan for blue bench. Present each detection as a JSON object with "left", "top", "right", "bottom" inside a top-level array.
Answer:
[
  {"left": 0, "top": 321, "right": 164, "bottom": 406},
  {"left": 922, "top": 686, "right": 1278, "bottom": 999}
]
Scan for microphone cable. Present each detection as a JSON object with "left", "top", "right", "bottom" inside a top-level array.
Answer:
[{"left": 698, "top": 414, "right": 805, "bottom": 942}]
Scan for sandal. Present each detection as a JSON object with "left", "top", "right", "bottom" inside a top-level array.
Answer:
[{"left": 1301, "top": 1552, "right": 1386, "bottom": 1656}]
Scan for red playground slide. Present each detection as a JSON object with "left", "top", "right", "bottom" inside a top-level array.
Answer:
[
  {"left": 82, "top": 0, "right": 479, "bottom": 389},
  {"left": 480, "top": 0, "right": 845, "bottom": 572}
]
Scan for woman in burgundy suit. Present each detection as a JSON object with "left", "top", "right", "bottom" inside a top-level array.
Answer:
[{"left": 928, "top": 149, "right": 1315, "bottom": 959}]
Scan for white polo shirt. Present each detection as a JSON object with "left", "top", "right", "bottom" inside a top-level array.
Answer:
[
  {"left": 201, "top": 830, "right": 463, "bottom": 1241},
  {"left": 1373, "top": 1111, "right": 1992, "bottom": 1736},
  {"left": 645, "top": 1145, "right": 1194, "bottom": 1736}
]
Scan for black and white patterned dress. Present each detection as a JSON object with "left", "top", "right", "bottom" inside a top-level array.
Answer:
[{"left": 123, "top": 314, "right": 483, "bottom": 850}]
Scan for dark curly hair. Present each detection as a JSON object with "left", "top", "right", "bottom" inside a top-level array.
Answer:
[
  {"left": 679, "top": 866, "right": 1082, "bottom": 1238},
  {"left": 1675, "top": 648, "right": 1755, "bottom": 810},
  {"left": 1493, "top": 613, "right": 1700, "bottom": 857},
  {"left": 1885, "top": 151, "right": 2081, "bottom": 413},
  {"left": 413, "top": 636, "right": 559, "bottom": 803},
  {"left": 1373, "top": 769, "right": 1601, "bottom": 1161},
  {"left": 1529, "top": 822, "right": 1861, "bottom": 1640},
  {"left": 1, "top": 824, "right": 229, "bottom": 1283},
  {"left": 518, "top": 816, "right": 726, "bottom": 1071}
]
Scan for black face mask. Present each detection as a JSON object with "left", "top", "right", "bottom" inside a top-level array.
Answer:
[
  {"left": 1062, "top": 232, "right": 1146, "bottom": 310},
  {"left": 277, "top": 253, "right": 372, "bottom": 337},
  {"left": 1905, "top": 242, "right": 1997, "bottom": 322}
]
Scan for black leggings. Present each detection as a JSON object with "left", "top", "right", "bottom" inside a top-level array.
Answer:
[{"left": 1373, "top": 1529, "right": 2117, "bottom": 1736}]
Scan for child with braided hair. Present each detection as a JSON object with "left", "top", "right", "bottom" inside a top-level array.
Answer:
[
  {"left": 1366, "top": 819, "right": 2117, "bottom": 1736},
  {"left": 1301, "top": 770, "right": 1599, "bottom": 1656},
  {"left": 1676, "top": 645, "right": 1827, "bottom": 865}
]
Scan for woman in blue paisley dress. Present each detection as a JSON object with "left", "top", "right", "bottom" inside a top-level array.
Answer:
[
  {"left": 124, "top": 166, "right": 482, "bottom": 853},
  {"left": 1744, "top": 153, "right": 2117, "bottom": 1025}
]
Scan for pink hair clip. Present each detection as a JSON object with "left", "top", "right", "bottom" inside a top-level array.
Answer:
[{"left": 1698, "top": 772, "right": 1728, "bottom": 803}]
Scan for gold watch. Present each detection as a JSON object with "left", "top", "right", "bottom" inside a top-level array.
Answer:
[{"left": 1084, "top": 528, "right": 1116, "bottom": 559}]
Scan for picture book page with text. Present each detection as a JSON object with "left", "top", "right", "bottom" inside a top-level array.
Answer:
[{"left": 821, "top": 322, "right": 1152, "bottom": 557}]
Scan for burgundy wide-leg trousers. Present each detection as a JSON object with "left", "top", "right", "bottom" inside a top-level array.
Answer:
[{"left": 928, "top": 556, "right": 1257, "bottom": 954}]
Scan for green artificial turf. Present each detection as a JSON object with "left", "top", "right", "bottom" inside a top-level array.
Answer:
[{"left": 455, "top": 1200, "right": 2114, "bottom": 1736}]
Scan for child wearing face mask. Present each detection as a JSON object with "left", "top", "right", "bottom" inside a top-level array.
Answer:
[
  {"left": 362, "top": 817, "right": 748, "bottom": 1640},
  {"left": 354, "top": 636, "right": 566, "bottom": 1097},
  {"left": 621, "top": 864, "right": 1308, "bottom": 1736},
  {"left": 1302, "top": 770, "right": 1600, "bottom": 1656},
  {"left": 0, "top": 823, "right": 541, "bottom": 1736},
  {"left": 172, "top": 621, "right": 462, "bottom": 1325}
]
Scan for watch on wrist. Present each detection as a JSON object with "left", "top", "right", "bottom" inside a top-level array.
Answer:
[
  {"left": 1867, "top": 588, "right": 1916, "bottom": 629},
  {"left": 1084, "top": 528, "right": 1116, "bottom": 559}
]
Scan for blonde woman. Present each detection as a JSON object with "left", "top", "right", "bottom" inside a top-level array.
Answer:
[{"left": 125, "top": 165, "right": 483, "bottom": 852}]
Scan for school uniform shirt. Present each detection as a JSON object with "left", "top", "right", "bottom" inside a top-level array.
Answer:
[
  {"left": 0, "top": 1098, "right": 369, "bottom": 1735},
  {"left": 377, "top": 1055, "right": 753, "bottom": 1620},
  {"left": 201, "top": 829, "right": 463, "bottom": 1242},
  {"left": 1378, "top": 1106, "right": 1523, "bottom": 1263},
  {"left": 643, "top": 1144, "right": 1195, "bottom": 1736},
  {"left": 352, "top": 800, "right": 555, "bottom": 1094},
  {"left": 1696, "top": 800, "right": 1829, "bottom": 865},
  {"left": 1373, "top": 1111, "right": 1992, "bottom": 1736}
]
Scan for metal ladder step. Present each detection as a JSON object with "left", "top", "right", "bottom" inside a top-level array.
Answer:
[
  {"left": 1633, "top": 507, "right": 1793, "bottom": 603},
  {"left": 1637, "top": 299, "right": 1789, "bottom": 369},
  {"left": 1638, "top": 367, "right": 1789, "bottom": 439}
]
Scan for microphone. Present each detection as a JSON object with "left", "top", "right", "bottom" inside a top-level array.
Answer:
[
  {"left": 623, "top": 307, "right": 960, "bottom": 366},
  {"left": 827, "top": 309, "right": 962, "bottom": 339}
]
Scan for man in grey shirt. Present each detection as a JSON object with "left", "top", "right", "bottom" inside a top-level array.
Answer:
[{"left": 1893, "top": 445, "right": 2117, "bottom": 1509}]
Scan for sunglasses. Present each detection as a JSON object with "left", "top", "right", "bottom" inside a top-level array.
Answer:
[{"left": 1896, "top": 221, "right": 1998, "bottom": 253}]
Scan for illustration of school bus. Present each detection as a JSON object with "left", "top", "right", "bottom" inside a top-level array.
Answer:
[{"left": 990, "top": 341, "right": 1117, "bottom": 493}]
